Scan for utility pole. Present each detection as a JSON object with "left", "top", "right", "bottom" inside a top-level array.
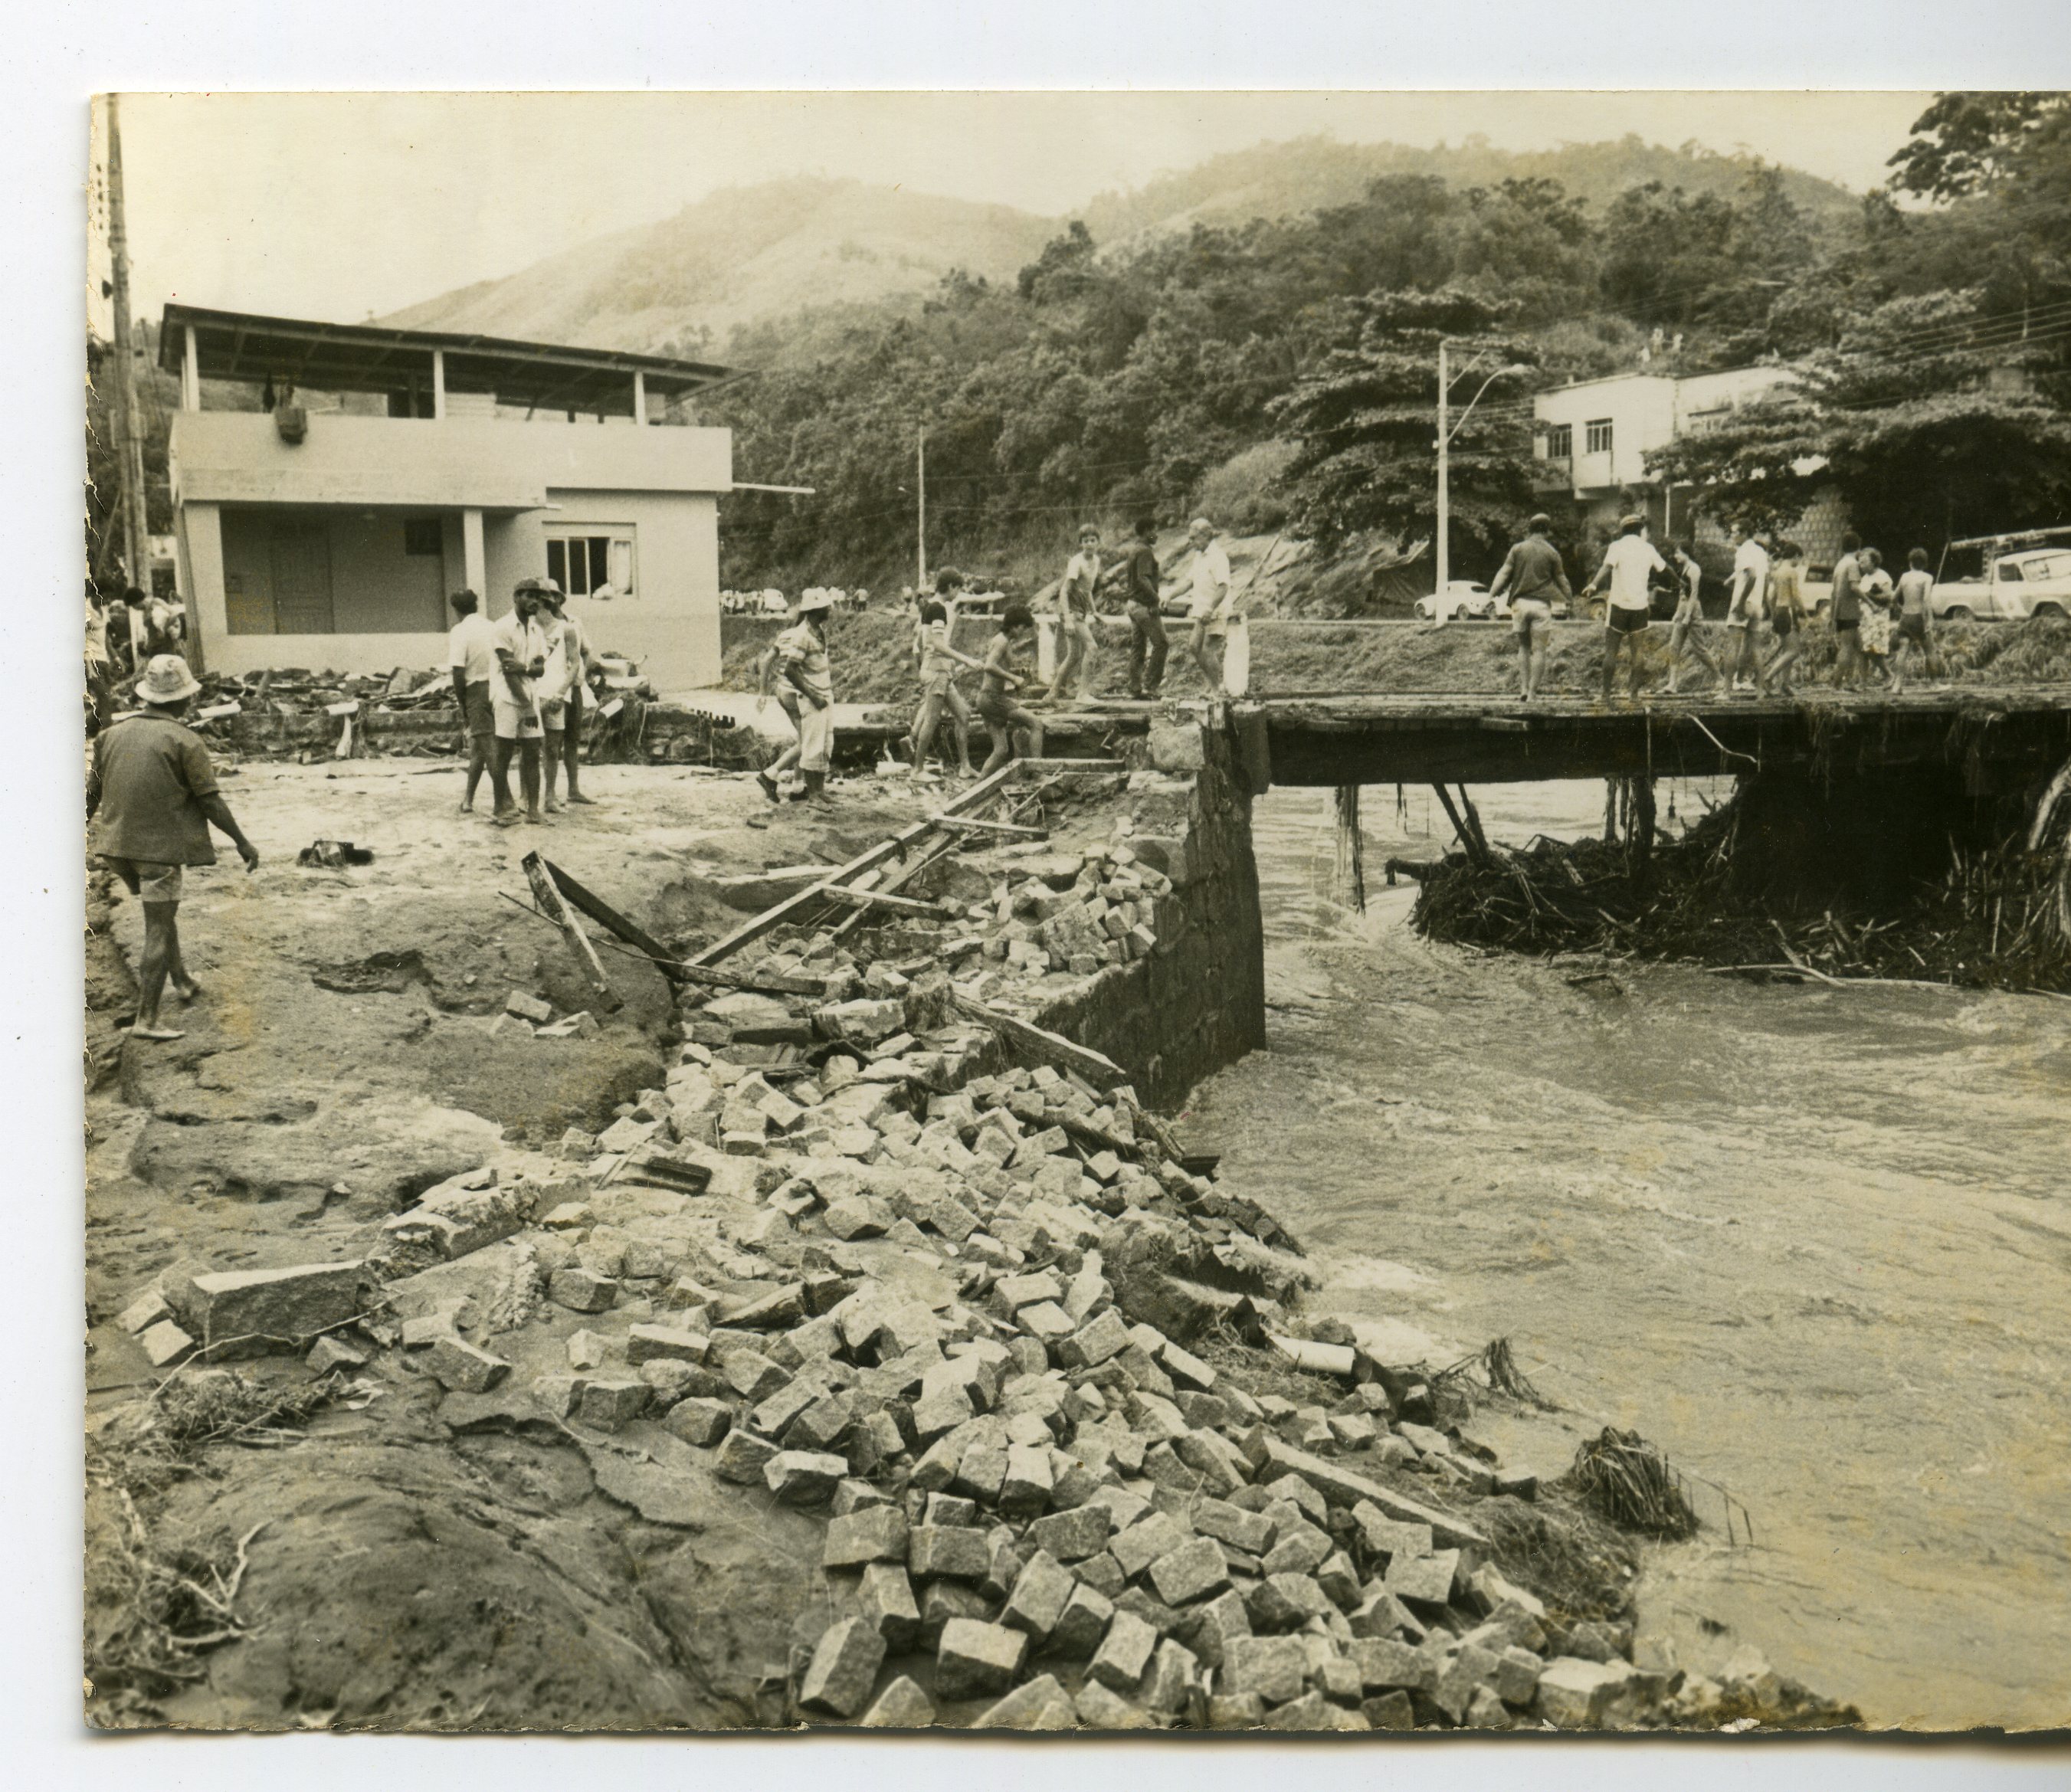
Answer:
[
  {"left": 916, "top": 426, "right": 928, "bottom": 594},
  {"left": 1435, "top": 340, "right": 1450, "bottom": 601},
  {"left": 104, "top": 94, "right": 152, "bottom": 594}
]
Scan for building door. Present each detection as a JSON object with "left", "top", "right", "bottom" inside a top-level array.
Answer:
[{"left": 270, "top": 521, "right": 335, "bottom": 634}]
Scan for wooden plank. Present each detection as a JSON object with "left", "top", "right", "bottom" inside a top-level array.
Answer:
[
  {"left": 949, "top": 990, "right": 1130, "bottom": 1092},
  {"left": 522, "top": 851, "right": 621, "bottom": 1012},
  {"left": 929, "top": 814, "right": 1048, "bottom": 839},
  {"left": 1021, "top": 758, "right": 1128, "bottom": 772},
  {"left": 821, "top": 886, "right": 949, "bottom": 918},
  {"left": 538, "top": 859, "right": 824, "bottom": 994},
  {"left": 689, "top": 758, "right": 1022, "bottom": 966}
]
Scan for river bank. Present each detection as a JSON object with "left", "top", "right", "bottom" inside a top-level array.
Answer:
[
  {"left": 84, "top": 748, "right": 1853, "bottom": 1734},
  {"left": 1181, "top": 781, "right": 2071, "bottom": 1730}
]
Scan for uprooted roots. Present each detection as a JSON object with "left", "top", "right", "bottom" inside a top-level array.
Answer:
[
  {"left": 1568, "top": 1426, "right": 1701, "bottom": 1541},
  {"left": 1413, "top": 789, "right": 2071, "bottom": 994},
  {"left": 86, "top": 1494, "right": 268, "bottom": 1705}
]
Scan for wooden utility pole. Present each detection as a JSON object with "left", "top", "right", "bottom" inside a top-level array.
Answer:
[
  {"left": 916, "top": 425, "right": 929, "bottom": 594},
  {"left": 1435, "top": 340, "right": 1450, "bottom": 604},
  {"left": 103, "top": 97, "right": 153, "bottom": 593}
]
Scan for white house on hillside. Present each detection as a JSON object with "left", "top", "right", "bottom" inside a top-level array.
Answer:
[
  {"left": 159, "top": 304, "right": 741, "bottom": 691},
  {"left": 1531, "top": 364, "right": 1853, "bottom": 570}
]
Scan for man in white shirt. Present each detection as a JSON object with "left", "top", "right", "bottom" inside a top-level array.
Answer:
[
  {"left": 445, "top": 589, "right": 498, "bottom": 814},
  {"left": 1185, "top": 517, "right": 1235, "bottom": 693},
  {"left": 1581, "top": 514, "right": 1666, "bottom": 701},
  {"left": 489, "top": 579, "right": 551, "bottom": 827},
  {"left": 536, "top": 585, "right": 597, "bottom": 811},
  {"left": 1724, "top": 523, "right": 1774, "bottom": 696}
]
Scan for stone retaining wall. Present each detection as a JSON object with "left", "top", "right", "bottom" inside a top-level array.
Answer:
[{"left": 1026, "top": 717, "right": 1267, "bottom": 1110}]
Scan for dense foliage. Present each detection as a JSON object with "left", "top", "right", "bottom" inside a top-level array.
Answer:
[{"left": 85, "top": 106, "right": 2071, "bottom": 595}]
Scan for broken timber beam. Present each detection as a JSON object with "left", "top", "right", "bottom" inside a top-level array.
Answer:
[
  {"left": 928, "top": 814, "right": 1047, "bottom": 839},
  {"left": 949, "top": 990, "right": 1130, "bottom": 1093},
  {"left": 537, "top": 859, "right": 824, "bottom": 995},
  {"left": 821, "top": 886, "right": 950, "bottom": 918},
  {"left": 522, "top": 851, "right": 621, "bottom": 1012},
  {"left": 690, "top": 758, "right": 1024, "bottom": 967}
]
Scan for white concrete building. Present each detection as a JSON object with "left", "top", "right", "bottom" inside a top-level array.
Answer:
[{"left": 159, "top": 305, "right": 739, "bottom": 691}]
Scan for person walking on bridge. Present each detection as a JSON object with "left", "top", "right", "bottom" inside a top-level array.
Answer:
[
  {"left": 87, "top": 654, "right": 261, "bottom": 1041},
  {"left": 976, "top": 602, "right": 1049, "bottom": 776},
  {"left": 1581, "top": 515, "right": 1663, "bottom": 702},
  {"left": 1724, "top": 524, "right": 1773, "bottom": 696},
  {"left": 1184, "top": 517, "right": 1234, "bottom": 694},
  {"left": 1829, "top": 532, "right": 1867, "bottom": 688},
  {"left": 1488, "top": 513, "right": 1571, "bottom": 700},
  {"left": 1054, "top": 525, "right": 1103, "bottom": 701},
  {"left": 1663, "top": 541, "right": 1723, "bottom": 694},
  {"left": 1765, "top": 540, "right": 1809, "bottom": 694},
  {"left": 1124, "top": 516, "right": 1168, "bottom": 699},
  {"left": 1890, "top": 547, "right": 1942, "bottom": 696}
]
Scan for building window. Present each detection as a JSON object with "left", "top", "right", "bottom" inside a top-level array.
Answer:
[
  {"left": 546, "top": 529, "right": 636, "bottom": 598},
  {"left": 1543, "top": 423, "right": 1573, "bottom": 460},
  {"left": 403, "top": 517, "right": 444, "bottom": 555},
  {"left": 1584, "top": 418, "right": 1614, "bottom": 455}
]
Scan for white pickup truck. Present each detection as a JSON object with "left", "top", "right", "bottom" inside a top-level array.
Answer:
[{"left": 1930, "top": 534, "right": 2071, "bottom": 623}]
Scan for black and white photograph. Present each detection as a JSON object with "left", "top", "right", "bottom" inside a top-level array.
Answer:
[{"left": 71, "top": 80, "right": 2071, "bottom": 1744}]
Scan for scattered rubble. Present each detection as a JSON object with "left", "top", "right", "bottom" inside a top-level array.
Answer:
[{"left": 97, "top": 743, "right": 1856, "bottom": 1734}]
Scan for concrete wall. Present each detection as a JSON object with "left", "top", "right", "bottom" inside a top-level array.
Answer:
[
  {"left": 480, "top": 490, "right": 721, "bottom": 692},
  {"left": 170, "top": 412, "right": 730, "bottom": 684},
  {"left": 1028, "top": 722, "right": 1267, "bottom": 1109},
  {"left": 169, "top": 411, "right": 730, "bottom": 509}
]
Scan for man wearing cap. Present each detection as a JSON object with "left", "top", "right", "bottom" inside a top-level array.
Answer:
[
  {"left": 87, "top": 654, "right": 260, "bottom": 1042},
  {"left": 536, "top": 584, "right": 597, "bottom": 811},
  {"left": 1184, "top": 517, "right": 1234, "bottom": 693},
  {"left": 759, "top": 591, "right": 836, "bottom": 806},
  {"left": 446, "top": 589, "right": 496, "bottom": 814},
  {"left": 1488, "top": 513, "right": 1572, "bottom": 701},
  {"left": 490, "top": 579, "right": 552, "bottom": 827},
  {"left": 1581, "top": 515, "right": 1666, "bottom": 701}
]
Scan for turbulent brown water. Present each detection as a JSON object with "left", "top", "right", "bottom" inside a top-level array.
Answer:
[{"left": 1184, "top": 780, "right": 2071, "bottom": 1730}]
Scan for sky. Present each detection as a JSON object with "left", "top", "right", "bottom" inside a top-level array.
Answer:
[{"left": 93, "top": 90, "right": 1933, "bottom": 332}]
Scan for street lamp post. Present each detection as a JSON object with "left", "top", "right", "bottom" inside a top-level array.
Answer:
[{"left": 1435, "top": 347, "right": 1534, "bottom": 608}]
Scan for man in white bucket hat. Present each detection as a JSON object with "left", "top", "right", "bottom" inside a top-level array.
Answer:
[{"left": 87, "top": 654, "right": 260, "bottom": 1041}]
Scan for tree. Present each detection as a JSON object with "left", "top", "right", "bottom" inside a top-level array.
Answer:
[
  {"left": 1269, "top": 287, "right": 1539, "bottom": 565},
  {"left": 1887, "top": 93, "right": 2071, "bottom": 201},
  {"left": 1647, "top": 291, "right": 2071, "bottom": 548}
]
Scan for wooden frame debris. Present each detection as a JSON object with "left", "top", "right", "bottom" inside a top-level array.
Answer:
[{"left": 521, "top": 851, "right": 621, "bottom": 1011}]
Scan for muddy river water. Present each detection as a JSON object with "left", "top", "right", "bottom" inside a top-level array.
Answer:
[{"left": 1182, "top": 781, "right": 2070, "bottom": 1729}]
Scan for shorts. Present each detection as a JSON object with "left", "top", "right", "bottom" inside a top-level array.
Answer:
[
  {"left": 1510, "top": 598, "right": 1552, "bottom": 637},
  {"left": 1672, "top": 600, "right": 1702, "bottom": 627},
  {"left": 1773, "top": 606, "right": 1797, "bottom": 639},
  {"left": 978, "top": 690, "right": 1031, "bottom": 729},
  {"left": 1605, "top": 605, "right": 1651, "bottom": 635},
  {"left": 102, "top": 856, "right": 182, "bottom": 902},
  {"left": 922, "top": 672, "right": 955, "bottom": 700},
  {"left": 541, "top": 699, "right": 568, "bottom": 729},
  {"left": 795, "top": 699, "right": 834, "bottom": 775},
  {"left": 493, "top": 697, "right": 543, "bottom": 741},
  {"left": 1834, "top": 618, "right": 1858, "bottom": 634},
  {"left": 462, "top": 680, "right": 494, "bottom": 739},
  {"left": 1901, "top": 614, "right": 1928, "bottom": 644}
]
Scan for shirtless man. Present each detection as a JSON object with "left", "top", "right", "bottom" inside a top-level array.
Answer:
[
  {"left": 908, "top": 571, "right": 985, "bottom": 778},
  {"left": 1664, "top": 541, "right": 1723, "bottom": 694}
]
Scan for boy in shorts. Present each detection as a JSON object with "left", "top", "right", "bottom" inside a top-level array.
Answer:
[
  {"left": 1891, "top": 547, "right": 1941, "bottom": 695},
  {"left": 908, "top": 575, "right": 985, "bottom": 778},
  {"left": 1765, "top": 541, "right": 1808, "bottom": 694},
  {"left": 977, "top": 603, "right": 1050, "bottom": 776},
  {"left": 1664, "top": 541, "right": 1723, "bottom": 694}
]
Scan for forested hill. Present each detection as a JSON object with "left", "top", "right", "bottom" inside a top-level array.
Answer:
[
  {"left": 1080, "top": 133, "right": 1861, "bottom": 242},
  {"left": 384, "top": 137, "right": 1861, "bottom": 356}
]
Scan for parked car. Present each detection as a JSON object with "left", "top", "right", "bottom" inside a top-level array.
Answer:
[
  {"left": 1414, "top": 581, "right": 1498, "bottom": 623},
  {"left": 1931, "top": 546, "right": 2071, "bottom": 622}
]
